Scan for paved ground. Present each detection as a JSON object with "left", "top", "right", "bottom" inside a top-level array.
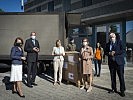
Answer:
[{"left": 0, "top": 64, "right": 133, "bottom": 100}]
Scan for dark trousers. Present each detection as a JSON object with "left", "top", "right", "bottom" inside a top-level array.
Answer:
[
  {"left": 94, "top": 59, "right": 102, "bottom": 75},
  {"left": 109, "top": 61, "right": 126, "bottom": 92},
  {"left": 27, "top": 62, "right": 37, "bottom": 85}
]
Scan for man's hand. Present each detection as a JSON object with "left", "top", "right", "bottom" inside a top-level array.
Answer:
[
  {"left": 33, "top": 47, "right": 40, "bottom": 52},
  {"left": 109, "top": 52, "right": 112, "bottom": 55},
  {"left": 111, "top": 51, "right": 115, "bottom": 56},
  {"left": 109, "top": 51, "right": 115, "bottom": 56}
]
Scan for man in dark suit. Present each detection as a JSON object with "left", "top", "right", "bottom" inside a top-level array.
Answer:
[
  {"left": 105, "top": 32, "right": 126, "bottom": 97},
  {"left": 24, "top": 32, "right": 40, "bottom": 88}
]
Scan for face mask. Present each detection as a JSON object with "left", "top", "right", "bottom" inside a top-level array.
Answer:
[
  {"left": 111, "top": 37, "right": 116, "bottom": 43},
  {"left": 71, "top": 40, "right": 74, "bottom": 44},
  {"left": 31, "top": 36, "right": 36, "bottom": 40},
  {"left": 16, "top": 43, "right": 22, "bottom": 47},
  {"left": 83, "top": 42, "right": 88, "bottom": 46}
]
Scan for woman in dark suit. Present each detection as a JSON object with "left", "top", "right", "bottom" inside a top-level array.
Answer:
[{"left": 10, "top": 37, "right": 26, "bottom": 98}]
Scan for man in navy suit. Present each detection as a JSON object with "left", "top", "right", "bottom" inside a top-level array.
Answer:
[
  {"left": 105, "top": 33, "right": 126, "bottom": 97},
  {"left": 24, "top": 32, "right": 40, "bottom": 88}
]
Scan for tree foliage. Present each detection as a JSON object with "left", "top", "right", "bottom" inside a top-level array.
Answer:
[{"left": 0, "top": 8, "right": 4, "bottom": 12}]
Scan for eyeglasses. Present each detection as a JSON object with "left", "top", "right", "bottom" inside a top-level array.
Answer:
[
  {"left": 110, "top": 37, "right": 115, "bottom": 38},
  {"left": 83, "top": 41, "right": 87, "bottom": 42}
]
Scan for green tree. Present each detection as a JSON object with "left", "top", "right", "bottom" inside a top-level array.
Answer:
[{"left": 0, "top": 8, "right": 4, "bottom": 12}]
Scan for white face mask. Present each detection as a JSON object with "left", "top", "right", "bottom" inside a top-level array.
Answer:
[
  {"left": 71, "top": 40, "right": 74, "bottom": 43},
  {"left": 31, "top": 36, "right": 36, "bottom": 39},
  {"left": 111, "top": 37, "right": 116, "bottom": 43},
  {"left": 83, "top": 42, "right": 88, "bottom": 46}
]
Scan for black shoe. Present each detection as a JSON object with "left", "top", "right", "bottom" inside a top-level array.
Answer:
[
  {"left": 31, "top": 82, "right": 38, "bottom": 86},
  {"left": 108, "top": 89, "right": 117, "bottom": 94},
  {"left": 12, "top": 91, "right": 18, "bottom": 94},
  {"left": 94, "top": 74, "right": 97, "bottom": 76},
  {"left": 120, "top": 91, "right": 125, "bottom": 97},
  {"left": 27, "top": 84, "right": 33, "bottom": 88},
  {"left": 18, "top": 94, "right": 25, "bottom": 98},
  {"left": 97, "top": 75, "right": 100, "bottom": 77}
]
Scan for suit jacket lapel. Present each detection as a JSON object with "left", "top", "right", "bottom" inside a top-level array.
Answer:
[
  {"left": 30, "top": 38, "right": 35, "bottom": 46},
  {"left": 34, "top": 40, "right": 37, "bottom": 47}
]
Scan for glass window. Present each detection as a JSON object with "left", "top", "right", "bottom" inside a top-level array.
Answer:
[
  {"left": 82, "top": 0, "right": 92, "bottom": 7},
  {"left": 126, "top": 20, "right": 133, "bottom": 63},
  {"left": 36, "top": 6, "right": 41, "bottom": 12},
  {"left": 48, "top": 1, "right": 54, "bottom": 12},
  {"left": 126, "top": 21, "right": 133, "bottom": 32},
  {"left": 54, "top": 0, "right": 62, "bottom": 6},
  {"left": 42, "top": 4, "right": 47, "bottom": 10}
]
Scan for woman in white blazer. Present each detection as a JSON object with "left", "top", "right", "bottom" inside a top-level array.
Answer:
[{"left": 52, "top": 40, "right": 65, "bottom": 85}]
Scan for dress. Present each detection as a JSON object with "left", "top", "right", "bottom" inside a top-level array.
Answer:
[{"left": 81, "top": 46, "right": 93, "bottom": 74}]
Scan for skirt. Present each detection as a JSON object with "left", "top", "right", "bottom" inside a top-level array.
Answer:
[{"left": 10, "top": 64, "right": 22, "bottom": 82}]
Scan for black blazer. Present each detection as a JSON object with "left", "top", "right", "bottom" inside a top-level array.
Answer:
[
  {"left": 24, "top": 38, "right": 40, "bottom": 62},
  {"left": 105, "top": 40, "right": 125, "bottom": 65}
]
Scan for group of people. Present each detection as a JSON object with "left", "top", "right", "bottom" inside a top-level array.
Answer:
[
  {"left": 9, "top": 31, "right": 126, "bottom": 98},
  {"left": 10, "top": 32, "right": 40, "bottom": 98},
  {"left": 79, "top": 33, "right": 126, "bottom": 97}
]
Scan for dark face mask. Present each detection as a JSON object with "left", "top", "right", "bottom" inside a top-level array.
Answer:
[{"left": 16, "top": 43, "right": 22, "bottom": 47}]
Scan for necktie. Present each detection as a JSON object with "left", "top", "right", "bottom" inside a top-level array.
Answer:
[{"left": 112, "top": 42, "right": 115, "bottom": 51}]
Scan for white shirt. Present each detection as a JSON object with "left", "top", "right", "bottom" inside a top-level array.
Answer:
[
  {"left": 52, "top": 46, "right": 65, "bottom": 61},
  {"left": 110, "top": 41, "right": 116, "bottom": 51}
]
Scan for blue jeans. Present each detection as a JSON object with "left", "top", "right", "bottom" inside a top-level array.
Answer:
[{"left": 94, "top": 59, "right": 102, "bottom": 76}]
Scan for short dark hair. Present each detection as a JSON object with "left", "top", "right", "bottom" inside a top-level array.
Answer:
[
  {"left": 14, "top": 37, "right": 23, "bottom": 46},
  {"left": 70, "top": 38, "right": 74, "bottom": 41},
  {"left": 30, "top": 32, "right": 36, "bottom": 36},
  {"left": 82, "top": 38, "right": 88, "bottom": 42}
]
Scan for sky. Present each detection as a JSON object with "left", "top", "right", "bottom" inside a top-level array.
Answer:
[{"left": 0, "top": 0, "right": 27, "bottom": 12}]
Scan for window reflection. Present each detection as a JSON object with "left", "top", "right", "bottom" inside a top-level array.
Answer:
[{"left": 126, "top": 20, "right": 133, "bottom": 63}]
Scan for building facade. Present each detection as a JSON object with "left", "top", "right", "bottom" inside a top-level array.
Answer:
[{"left": 25, "top": 0, "right": 133, "bottom": 63}]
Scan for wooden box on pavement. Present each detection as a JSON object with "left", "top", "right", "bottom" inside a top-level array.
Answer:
[{"left": 63, "top": 52, "right": 81, "bottom": 86}]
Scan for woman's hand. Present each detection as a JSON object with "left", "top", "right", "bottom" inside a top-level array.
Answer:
[{"left": 21, "top": 57, "right": 26, "bottom": 60}]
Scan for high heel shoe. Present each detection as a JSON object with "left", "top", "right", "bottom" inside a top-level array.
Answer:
[
  {"left": 12, "top": 91, "right": 18, "bottom": 94},
  {"left": 80, "top": 86, "right": 85, "bottom": 90},
  {"left": 18, "top": 93, "right": 25, "bottom": 98},
  {"left": 86, "top": 86, "right": 92, "bottom": 92},
  {"left": 53, "top": 82, "right": 57, "bottom": 86}
]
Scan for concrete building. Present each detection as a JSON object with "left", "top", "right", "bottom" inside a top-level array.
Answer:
[{"left": 24, "top": 0, "right": 133, "bottom": 63}]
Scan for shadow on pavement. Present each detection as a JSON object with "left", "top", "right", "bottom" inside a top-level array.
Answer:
[
  {"left": 2, "top": 76, "right": 12, "bottom": 90},
  {"left": 93, "top": 84, "right": 111, "bottom": 92},
  {"left": 38, "top": 73, "right": 54, "bottom": 83}
]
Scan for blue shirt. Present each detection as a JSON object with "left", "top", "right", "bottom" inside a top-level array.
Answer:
[{"left": 10, "top": 46, "right": 23, "bottom": 65}]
